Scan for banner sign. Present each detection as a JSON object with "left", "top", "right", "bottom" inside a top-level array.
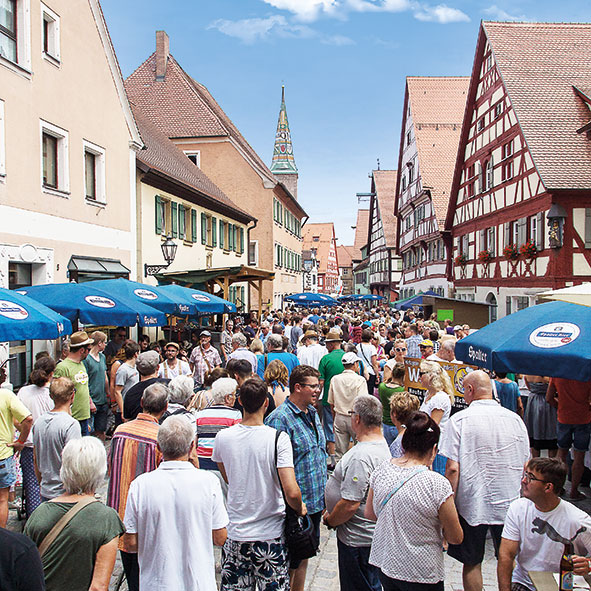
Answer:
[{"left": 403, "top": 357, "right": 477, "bottom": 413}]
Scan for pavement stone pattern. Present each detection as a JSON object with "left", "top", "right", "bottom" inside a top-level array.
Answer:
[{"left": 7, "top": 473, "right": 591, "bottom": 591}]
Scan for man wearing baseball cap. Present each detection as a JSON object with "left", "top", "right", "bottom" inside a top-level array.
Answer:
[
  {"left": 189, "top": 330, "right": 221, "bottom": 388},
  {"left": 419, "top": 340, "right": 434, "bottom": 359},
  {"left": 53, "top": 331, "right": 94, "bottom": 436}
]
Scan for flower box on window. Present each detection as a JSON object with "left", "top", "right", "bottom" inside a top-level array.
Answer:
[{"left": 503, "top": 244, "right": 519, "bottom": 260}]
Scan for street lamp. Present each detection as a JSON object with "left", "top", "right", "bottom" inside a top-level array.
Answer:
[{"left": 144, "top": 235, "right": 178, "bottom": 276}]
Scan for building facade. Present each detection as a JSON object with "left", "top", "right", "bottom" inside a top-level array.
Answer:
[
  {"left": 337, "top": 245, "right": 355, "bottom": 296},
  {"left": 125, "top": 31, "right": 306, "bottom": 312},
  {"left": 352, "top": 209, "right": 370, "bottom": 295},
  {"left": 302, "top": 249, "right": 319, "bottom": 293},
  {"left": 367, "top": 170, "right": 401, "bottom": 301},
  {"left": 133, "top": 108, "right": 253, "bottom": 310},
  {"left": 0, "top": 0, "right": 141, "bottom": 384},
  {"left": 446, "top": 22, "right": 591, "bottom": 321},
  {"left": 395, "top": 77, "right": 469, "bottom": 300},
  {"left": 302, "top": 223, "right": 339, "bottom": 295}
]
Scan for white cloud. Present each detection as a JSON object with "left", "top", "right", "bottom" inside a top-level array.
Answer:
[
  {"left": 261, "top": 0, "right": 341, "bottom": 21},
  {"left": 208, "top": 15, "right": 315, "bottom": 43},
  {"left": 482, "top": 4, "right": 525, "bottom": 21},
  {"left": 208, "top": 15, "right": 354, "bottom": 45},
  {"left": 413, "top": 4, "right": 470, "bottom": 23}
]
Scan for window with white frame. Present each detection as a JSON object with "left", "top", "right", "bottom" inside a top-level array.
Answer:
[
  {"left": 40, "top": 120, "right": 69, "bottom": 194},
  {"left": 248, "top": 240, "right": 259, "bottom": 267},
  {"left": 0, "top": 99, "right": 5, "bottom": 177},
  {"left": 0, "top": 0, "right": 31, "bottom": 69},
  {"left": 83, "top": 140, "right": 105, "bottom": 203},
  {"left": 41, "top": 3, "right": 60, "bottom": 62},
  {"left": 183, "top": 150, "right": 200, "bottom": 167}
]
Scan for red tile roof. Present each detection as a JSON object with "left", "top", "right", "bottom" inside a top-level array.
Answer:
[
  {"left": 406, "top": 77, "right": 469, "bottom": 227},
  {"left": 337, "top": 245, "right": 354, "bottom": 268},
  {"left": 125, "top": 53, "right": 276, "bottom": 186},
  {"left": 132, "top": 105, "right": 253, "bottom": 221},
  {"left": 353, "top": 209, "right": 369, "bottom": 259},
  {"left": 303, "top": 223, "right": 336, "bottom": 275},
  {"left": 373, "top": 170, "right": 398, "bottom": 249},
  {"left": 484, "top": 21, "right": 591, "bottom": 190}
]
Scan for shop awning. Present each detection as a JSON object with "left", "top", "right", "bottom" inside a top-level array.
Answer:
[{"left": 68, "top": 256, "right": 130, "bottom": 276}]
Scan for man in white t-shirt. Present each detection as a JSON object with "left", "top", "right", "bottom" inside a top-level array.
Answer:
[
  {"left": 213, "top": 377, "right": 305, "bottom": 591},
  {"left": 123, "top": 415, "right": 228, "bottom": 591},
  {"left": 297, "top": 331, "right": 328, "bottom": 369},
  {"left": 498, "top": 457, "right": 591, "bottom": 591},
  {"left": 158, "top": 342, "right": 191, "bottom": 379},
  {"left": 439, "top": 370, "right": 529, "bottom": 591}
]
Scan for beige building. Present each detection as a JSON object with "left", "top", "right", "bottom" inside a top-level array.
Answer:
[
  {"left": 133, "top": 107, "right": 254, "bottom": 311},
  {"left": 125, "top": 31, "right": 307, "bottom": 312},
  {"left": 0, "top": 0, "right": 141, "bottom": 384}
]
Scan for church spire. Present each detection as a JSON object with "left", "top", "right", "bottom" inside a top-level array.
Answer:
[{"left": 271, "top": 85, "right": 298, "bottom": 178}]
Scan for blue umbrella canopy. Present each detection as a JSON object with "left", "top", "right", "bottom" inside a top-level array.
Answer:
[
  {"left": 284, "top": 293, "right": 338, "bottom": 307},
  {"left": 157, "top": 284, "right": 236, "bottom": 315},
  {"left": 88, "top": 278, "right": 195, "bottom": 316},
  {"left": 0, "top": 287, "right": 71, "bottom": 341},
  {"left": 455, "top": 301, "right": 591, "bottom": 381},
  {"left": 20, "top": 283, "right": 167, "bottom": 327},
  {"left": 357, "top": 294, "right": 385, "bottom": 301}
]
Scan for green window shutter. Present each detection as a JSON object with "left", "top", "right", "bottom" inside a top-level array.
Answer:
[
  {"left": 219, "top": 220, "right": 224, "bottom": 249},
  {"left": 171, "top": 203, "right": 178, "bottom": 238},
  {"left": 191, "top": 209, "right": 197, "bottom": 243},
  {"left": 229, "top": 224, "right": 234, "bottom": 251},
  {"left": 212, "top": 217, "right": 217, "bottom": 247},
  {"left": 201, "top": 213, "right": 207, "bottom": 245},
  {"left": 155, "top": 195, "right": 163, "bottom": 235},
  {"left": 239, "top": 227, "right": 244, "bottom": 254},
  {"left": 179, "top": 205, "right": 185, "bottom": 239},
  {"left": 233, "top": 225, "right": 237, "bottom": 252}
]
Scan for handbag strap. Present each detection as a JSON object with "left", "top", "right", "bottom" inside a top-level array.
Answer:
[
  {"left": 379, "top": 465, "right": 428, "bottom": 513},
  {"left": 38, "top": 497, "right": 99, "bottom": 558}
]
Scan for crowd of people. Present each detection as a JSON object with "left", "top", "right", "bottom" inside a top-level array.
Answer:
[{"left": 0, "top": 302, "right": 590, "bottom": 591}]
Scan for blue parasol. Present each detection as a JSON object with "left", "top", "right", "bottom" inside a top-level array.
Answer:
[
  {"left": 157, "top": 284, "right": 236, "bottom": 315},
  {"left": 0, "top": 287, "right": 71, "bottom": 340},
  {"left": 19, "top": 283, "right": 167, "bottom": 327},
  {"left": 284, "top": 293, "right": 338, "bottom": 307},
  {"left": 88, "top": 278, "right": 195, "bottom": 316},
  {"left": 455, "top": 301, "right": 591, "bottom": 381}
]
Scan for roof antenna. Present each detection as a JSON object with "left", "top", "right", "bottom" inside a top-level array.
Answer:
[{"left": 377, "top": 158, "right": 381, "bottom": 171}]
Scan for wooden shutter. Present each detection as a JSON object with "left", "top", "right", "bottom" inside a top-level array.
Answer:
[
  {"left": 212, "top": 217, "right": 217, "bottom": 247},
  {"left": 155, "top": 195, "right": 163, "bottom": 235},
  {"left": 504, "top": 222, "right": 511, "bottom": 246},
  {"left": 518, "top": 217, "right": 527, "bottom": 245},
  {"left": 479, "top": 229, "right": 485, "bottom": 252},
  {"left": 191, "top": 209, "right": 197, "bottom": 243},
  {"left": 239, "top": 227, "right": 244, "bottom": 254},
  {"left": 228, "top": 224, "right": 234, "bottom": 251},
  {"left": 171, "top": 203, "right": 178, "bottom": 238},
  {"left": 201, "top": 213, "right": 207, "bottom": 245},
  {"left": 585, "top": 209, "right": 591, "bottom": 248},
  {"left": 179, "top": 205, "right": 185, "bottom": 239},
  {"left": 536, "top": 212, "right": 545, "bottom": 250},
  {"left": 490, "top": 227, "right": 496, "bottom": 256},
  {"left": 219, "top": 220, "right": 225, "bottom": 249}
]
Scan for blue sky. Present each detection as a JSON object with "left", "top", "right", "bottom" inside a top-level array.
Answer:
[{"left": 100, "top": 0, "right": 590, "bottom": 245}]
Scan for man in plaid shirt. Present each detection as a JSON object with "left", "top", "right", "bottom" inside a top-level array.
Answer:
[
  {"left": 266, "top": 365, "right": 327, "bottom": 591},
  {"left": 189, "top": 330, "right": 221, "bottom": 387}
]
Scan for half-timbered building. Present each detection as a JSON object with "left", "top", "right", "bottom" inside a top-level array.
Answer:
[
  {"left": 395, "top": 77, "right": 469, "bottom": 300},
  {"left": 302, "top": 223, "right": 339, "bottom": 295},
  {"left": 447, "top": 22, "right": 591, "bottom": 320},
  {"left": 367, "top": 170, "right": 401, "bottom": 301}
]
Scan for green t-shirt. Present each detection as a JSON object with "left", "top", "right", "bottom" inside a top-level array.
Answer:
[
  {"left": 24, "top": 500, "right": 125, "bottom": 591},
  {"left": 378, "top": 383, "right": 405, "bottom": 425},
  {"left": 318, "top": 349, "right": 345, "bottom": 406},
  {"left": 83, "top": 353, "right": 107, "bottom": 406},
  {"left": 54, "top": 358, "right": 90, "bottom": 420}
]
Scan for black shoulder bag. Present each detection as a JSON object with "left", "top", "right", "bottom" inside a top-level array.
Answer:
[{"left": 274, "top": 431, "right": 319, "bottom": 561}]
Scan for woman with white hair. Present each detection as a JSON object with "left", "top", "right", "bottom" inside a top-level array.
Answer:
[
  {"left": 24, "top": 437, "right": 124, "bottom": 591},
  {"left": 194, "top": 377, "right": 242, "bottom": 473},
  {"left": 418, "top": 360, "right": 455, "bottom": 475},
  {"left": 160, "top": 375, "right": 196, "bottom": 430}
]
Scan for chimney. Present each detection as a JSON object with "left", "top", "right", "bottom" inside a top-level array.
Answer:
[{"left": 155, "top": 30, "right": 169, "bottom": 81}]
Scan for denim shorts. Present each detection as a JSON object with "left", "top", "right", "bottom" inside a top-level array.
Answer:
[
  {"left": 322, "top": 404, "right": 335, "bottom": 443},
  {"left": 0, "top": 454, "right": 16, "bottom": 489},
  {"left": 557, "top": 422, "right": 591, "bottom": 452}
]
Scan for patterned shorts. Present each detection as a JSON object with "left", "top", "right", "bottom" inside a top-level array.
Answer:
[{"left": 221, "top": 537, "right": 289, "bottom": 591}]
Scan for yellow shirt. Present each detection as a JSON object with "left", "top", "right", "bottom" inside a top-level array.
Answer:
[{"left": 0, "top": 388, "right": 31, "bottom": 460}]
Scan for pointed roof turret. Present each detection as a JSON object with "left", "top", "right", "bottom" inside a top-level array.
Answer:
[{"left": 271, "top": 86, "right": 298, "bottom": 175}]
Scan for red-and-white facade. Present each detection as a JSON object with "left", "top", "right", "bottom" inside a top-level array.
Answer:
[
  {"left": 446, "top": 22, "right": 591, "bottom": 320},
  {"left": 302, "top": 223, "right": 340, "bottom": 295},
  {"left": 395, "top": 77, "right": 469, "bottom": 300}
]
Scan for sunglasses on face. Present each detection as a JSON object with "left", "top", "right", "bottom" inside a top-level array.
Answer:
[{"left": 395, "top": 348, "right": 407, "bottom": 352}]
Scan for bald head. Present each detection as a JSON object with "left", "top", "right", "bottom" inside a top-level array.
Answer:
[
  {"left": 463, "top": 370, "right": 493, "bottom": 404},
  {"left": 438, "top": 340, "right": 456, "bottom": 362}
]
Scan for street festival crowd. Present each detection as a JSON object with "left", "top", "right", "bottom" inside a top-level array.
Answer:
[{"left": 1, "top": 304, "right": 591, "bottom": 591}]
